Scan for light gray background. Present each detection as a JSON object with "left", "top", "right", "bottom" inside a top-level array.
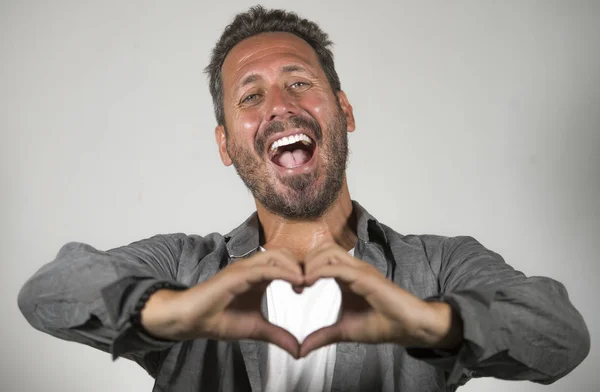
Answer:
[{"left": 1, "top": 1, "right": 598, "bottom": 391}]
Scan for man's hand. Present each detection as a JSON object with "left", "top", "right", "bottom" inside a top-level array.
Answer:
[
  {"left": 299, "top": 242, "right": 464, "bottom": 358},
  {"left": 141, "top": 249, "right": 304, "bottom": 358}
]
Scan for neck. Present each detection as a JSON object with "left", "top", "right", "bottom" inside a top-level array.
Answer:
[{"left": 256, "top": 180, "right": 357, "bottom": 260}]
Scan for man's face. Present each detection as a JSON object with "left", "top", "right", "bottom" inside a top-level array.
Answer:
[{"left": 216, "top": 32, "right": 355, "bottom": 219}]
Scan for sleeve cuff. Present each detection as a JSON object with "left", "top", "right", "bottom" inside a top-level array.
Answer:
[
  {"left": 406, "top": 289, "right": 495, "bottom": 386},
  {"left": 99, "top": 276, "right": 187, "bottom": 359}
]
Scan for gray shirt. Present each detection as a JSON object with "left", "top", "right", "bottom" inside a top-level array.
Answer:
[{"left": 17, "top": 201, "right": 590, "bottom": 391}]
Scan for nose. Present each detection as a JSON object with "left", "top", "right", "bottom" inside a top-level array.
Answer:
[{"left": 266, "top": 86, "right": 298, "bottom": 122}]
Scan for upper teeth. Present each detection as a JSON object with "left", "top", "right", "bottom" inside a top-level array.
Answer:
[{"left": 270, "top": 133, "right": 312, "bottom": 151}]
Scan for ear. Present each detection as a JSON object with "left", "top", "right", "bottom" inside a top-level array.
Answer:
[
  {"left": 215, "top": 125, "right": 233, "bottom": 166},
  {"left": 336, "top": 90, "right": 356, "bottom": 133}
]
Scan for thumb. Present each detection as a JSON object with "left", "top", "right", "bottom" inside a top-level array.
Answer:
[
  {"left": 253, "top": 320, "right": 301, "bottom": 359},
  {"left": 299, "top": 324, "right": 342, "bottom": 358}
]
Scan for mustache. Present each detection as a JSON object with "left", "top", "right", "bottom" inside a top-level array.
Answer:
[{"left": 255, "top": 116, "right": 322, "bottom": 154}]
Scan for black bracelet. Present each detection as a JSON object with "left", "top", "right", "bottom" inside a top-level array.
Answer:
[{"left": 131, "top": 281, "right": 184, "bottom": 336}]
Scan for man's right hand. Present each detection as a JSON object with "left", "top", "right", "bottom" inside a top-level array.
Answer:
[{"left": 140, "top": 248, "right": 304, "bottom": 357}]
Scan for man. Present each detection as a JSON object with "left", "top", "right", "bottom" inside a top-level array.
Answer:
[{"left": 18, "top": 6, "right": 589, "bottom": 392}]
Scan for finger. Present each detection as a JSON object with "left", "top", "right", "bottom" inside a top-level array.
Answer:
[
  {"left": 304, "top": 246, "right": 358, "bottom": 278},
  {"left": 304, "top": 242, "right": 340, "bottom": 268},
  {"left": 305, "top": 264, "right": 380, "bottom": 298},
  {"left": 245, "top": 264, "right": 305, "bottom": 286},
  {"left": 254, "top": 320, "right": 301, "bottom": 359},
  {"left": 304, "top": 241, "right": 337, "bottom": 262},
  {"left": 228, "top": 265, "right": 304, "bottom": 295},
  {"left": 304, "top": 251, "right": 345, "bottom": 278},
  {"left": 292, "top": 285, "right": 304, "bottom": 294},
  {"left": 299, "top": 324, "right": 343, "bottom": 358},
  {"left": 305, "top": 263, "right": 359, "bottom": 287},
  {"left": 251, "top": 248, "right": 304, "bottom": 278}
]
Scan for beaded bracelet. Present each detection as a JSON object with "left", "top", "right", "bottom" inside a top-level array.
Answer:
[{"left": 131, "top": 281, "right": 185, "bottom": 337}]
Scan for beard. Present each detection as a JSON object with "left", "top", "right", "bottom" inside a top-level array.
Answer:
[{"left": 225, "top": 107, "right": 349, "bottom": 220}]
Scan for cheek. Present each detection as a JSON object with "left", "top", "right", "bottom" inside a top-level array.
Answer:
[
  {"left": 301, "top": 96, "right": 327, "bottom": 121},
  {"left": 228, "top": 111, "right": 262, "bottom": 146},
  {"left": 302, "top": 94, "right": 325, "bottom": 115},
  {"left": 240, "top": 116, "right": 259, "bottom": 134},
  {"left": 300, "top": 93, "right": 337, "bottom": 129}
]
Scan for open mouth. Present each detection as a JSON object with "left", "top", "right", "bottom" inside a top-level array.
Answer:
[{"left": 268, "top": 133, "right": 316, "bottom": 169}]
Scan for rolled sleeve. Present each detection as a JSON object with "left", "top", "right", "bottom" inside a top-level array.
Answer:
[
  {"left": 101, "top": 276, "right": 187, "bottom": 359},
  {"left": 406, "top": 288, "right": 494, "bottom": 386},
  {"left": 18, "top": 234, "right": 191, "bottom": 360},
  {"left": 407, "top": 236, "right": 590, "bottom": 386}
]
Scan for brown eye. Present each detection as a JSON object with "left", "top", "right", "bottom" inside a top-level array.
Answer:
[
  {"left": 242, "top": 94, "right": 259, "bottom": 103},
  {"left": 290, "top": 81, "right": 310, "bottom": 89}
]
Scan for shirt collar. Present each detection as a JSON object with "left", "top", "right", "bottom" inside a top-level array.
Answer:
[{"left": 224, "top": 200, "right": 389, "bottom": 258}]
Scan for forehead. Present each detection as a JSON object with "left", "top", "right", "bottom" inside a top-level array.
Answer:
[{"left": 221, "top": 32, "right": 321, "bottom": 89}]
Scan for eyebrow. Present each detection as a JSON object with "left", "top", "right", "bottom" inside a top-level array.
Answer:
[
  {"left": 239, "top": 74, "right": 261, "bottom": 89},
  {"left": 237, "top": 65, "right": 309, "bottom": 90},
  {"left": 281, "top": 64, "right": 306, "bottom": 73}
]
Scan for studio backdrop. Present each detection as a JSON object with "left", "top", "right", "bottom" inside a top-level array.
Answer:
[{"left": 1, "top": 1, "right": 598, "bottom": 391}]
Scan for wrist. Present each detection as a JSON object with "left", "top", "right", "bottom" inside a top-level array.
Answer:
[
  {"left": 140, "top": 288, "right": 188, "bottom": 340},
  {"left": 408, "top": 301, "right": 463, "bottom": 350},
  {"left": 422, "top": 301, "right": 464, "bottom": 350}
]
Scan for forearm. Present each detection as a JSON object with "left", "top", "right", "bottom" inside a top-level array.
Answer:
[
  {"left": 415, "top": 301, "right": 463, "bottom": 351},
  {"left": 141, "top": 288, "right": 190, "bottom": 340}
]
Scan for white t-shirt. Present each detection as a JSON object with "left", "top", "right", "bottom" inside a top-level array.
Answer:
[{"left": 262, "top": 248, "right": 352, "bottom": 392}]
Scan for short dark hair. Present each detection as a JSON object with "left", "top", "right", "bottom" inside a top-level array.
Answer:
[{"left": 205, "top": 5, "right": 342, "bottom": 126}]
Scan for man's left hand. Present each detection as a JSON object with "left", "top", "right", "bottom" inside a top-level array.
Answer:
[{"left": 299, "top": 242, "right": 464, "bottom": 358}]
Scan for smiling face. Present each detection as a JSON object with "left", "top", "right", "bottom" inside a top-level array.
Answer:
[{"left": 216, "top": 32, "right": 355, "bottom": 219}]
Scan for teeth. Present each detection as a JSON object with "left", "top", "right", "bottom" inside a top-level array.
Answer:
[{"left": 269, "top": 133, "right": 313, "bottom": 152}]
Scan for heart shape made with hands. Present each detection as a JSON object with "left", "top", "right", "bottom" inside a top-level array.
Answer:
[
  {"left": 266, "top": 276, "right": 342, "bottom": 346},
  {"left": 218, "top": 242, "right": 453, "bottom": 360},
  {"left": 254, "top": 242, "right": 421, "bottom": 359}
]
